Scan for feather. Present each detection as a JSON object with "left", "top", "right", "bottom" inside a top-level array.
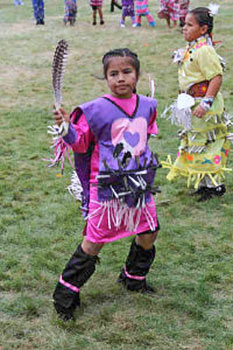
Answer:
[
  {"left": 52, "top": 39, "right": 69, "bottom": 110},
  {"left": 208, "top": 3, "right": 220, "bottom": 17}
]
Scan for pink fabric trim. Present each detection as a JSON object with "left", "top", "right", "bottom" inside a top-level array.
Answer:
[
  {"left": 104, "top": 94, "right": 137, "bottom": 116},
  {"left": 59, "top": 275, "right": 80, "bottom": 293},
  {"left": 85, "top": 186, "right": 158, "bottom": 244},
  {"left": 124, "top": 266, "right": 146, "bottom": 281}
]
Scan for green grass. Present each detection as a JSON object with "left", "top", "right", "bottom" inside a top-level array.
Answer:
[{"left": 0, "top": 0, "right": 233, "bottom": 349}]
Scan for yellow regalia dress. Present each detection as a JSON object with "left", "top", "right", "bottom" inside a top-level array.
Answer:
[{"left": 162, "top": 36, "right": 232, "bottom": 189}]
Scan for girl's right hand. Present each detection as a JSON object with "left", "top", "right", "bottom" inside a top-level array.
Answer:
[
  {"left": 53, "top": 107, "right": 70, "bottom": 126},
  {"left": 192, "top": 104, "right": 206, "bottom": 118}
]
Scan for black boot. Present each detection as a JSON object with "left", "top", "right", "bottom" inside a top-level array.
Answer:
[
  {"left": 118, "top": 239, "right": 156, "bottom": 294},
  {"left": 53, "top": 244, "right": 99, "bottom": 321},
  {"left": 53, "top": 284, "right": 80, "bottom": 321},
  {"left": 197, "top": 184, "right": 226, "bottom": 201},
  {"left": 212, "top": 184, "right": 226, "bottom": 197},
  {"left": 191, "top": 187, "right": 208, "bottom": 196}
]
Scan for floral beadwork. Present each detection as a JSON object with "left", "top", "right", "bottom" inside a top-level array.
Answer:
[
  {"left": 186, "top": 153, "right": 193, "bottom": 162},
  {"left": 214, "top": 155, "right": 221, "bottom": 164},
  {"left": 183, "top": 37, "right": 208, "bottom": 62},
  {"left": 221, "top": 147, "right": 229, "bottom": 157}
]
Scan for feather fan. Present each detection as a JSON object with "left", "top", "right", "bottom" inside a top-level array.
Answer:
[{"left": 52, "top": 39, "right": 69, "bottom": 110}]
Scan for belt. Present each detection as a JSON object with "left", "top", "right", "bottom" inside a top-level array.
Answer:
[{"left": 180, "top": 80, "right": 209, "bottom": 98}]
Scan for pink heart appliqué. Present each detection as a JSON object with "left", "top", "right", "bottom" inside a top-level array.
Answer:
[{"left": 111, "top": 117, "right": 147, "bottom": 157}]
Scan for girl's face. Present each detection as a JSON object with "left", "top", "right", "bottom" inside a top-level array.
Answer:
[
  {"left": 183, "top": 13, "right": 208, "bottom": 42},
  {"left": 106, "top": 57, "right": 138, "bottom": 99}
]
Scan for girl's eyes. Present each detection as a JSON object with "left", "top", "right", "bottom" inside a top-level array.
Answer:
[
  {"left": 123, "top": 69, "right": 132, "bottom": 74},
  {"left": 109, "top": 69, "right": 132, "bottom": 76}
]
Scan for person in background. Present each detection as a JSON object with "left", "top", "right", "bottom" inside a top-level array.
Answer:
[
  {"left": 64, "top": 0, "right": 77, "bottom": 25},
  {"left": 157, "top": 0, "right": 179, "bottom": 28},
  {"left": 14, "top": 0, "right": 24, "bottom": 5},
  {"left": 120, "top": 0, "right": 137, "bottom": 27},
  {"left": 162, "top": 7, "right": 232, "bottom": 201},
  {"left": 178, "top": 0, "right": 190, "bottom": 27},
  {"left": 32, "top": 0, "right": 45, "bottom": 25},
  {"left": 135, "top": 0, "right": 156, "bottom": 27},
  {"left": 90, "top": 0, "right": 104, "bottom": 25},
  {"left": 110, "top": 0, "right": 122, "bottom": 12}
]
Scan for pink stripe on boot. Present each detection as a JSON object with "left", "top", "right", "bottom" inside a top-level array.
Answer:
[
  {"left": 124, "top": 266, "right": 146, "bottom": 281},
  {"left": 59, "top": 275, "right": 80, "bottom": 293}
]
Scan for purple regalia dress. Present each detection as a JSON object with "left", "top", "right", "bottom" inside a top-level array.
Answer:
[{"left": 64, "top": 94, "right": 160, "bottom": 243}]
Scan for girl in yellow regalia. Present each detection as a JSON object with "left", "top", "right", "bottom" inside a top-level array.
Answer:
[{"left": 162, "top": 6, "right": 232, "bottom": 201}]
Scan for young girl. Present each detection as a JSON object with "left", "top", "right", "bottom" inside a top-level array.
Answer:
[
  {"left": 158, "top": 0, "right": 179, "bottom": 28},
  {"left": 52, "top": 48, "right": 160, "bottom": 321},
  {"left": 135, "top": 0, "right": 156, "bottom": 27},
  {"left": 120, "top": 0, "right": 136, "bottom": 27},
  {"left": 162, "top": 7, "right": 232, "bottom": 201},
  {"left": 90, "top": 0, "right": 104, "bottom": 25},
  {"left": 63, "top": 0, "right": 77, "bottom": 26}
]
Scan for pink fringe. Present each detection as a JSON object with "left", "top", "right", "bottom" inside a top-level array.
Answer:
[{"left": 43, "top": 137, "right": 73, "bottom": 173}]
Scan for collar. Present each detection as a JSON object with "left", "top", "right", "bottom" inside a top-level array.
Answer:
[{"left": 187, "top": 35, "right": 212, "bottom": 50}]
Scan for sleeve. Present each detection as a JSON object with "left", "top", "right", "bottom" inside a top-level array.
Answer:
[
  {"left": 148, "top": 109, "right": 158, "bottom": 135},
  {"left": 63, "top": 111, "right": 95, "bottom": 153},
  {"left": 196, "top": 45, "right": 223, "bottom": 81}
]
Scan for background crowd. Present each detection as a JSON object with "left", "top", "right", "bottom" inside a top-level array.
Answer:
[{"left": 13, "top": 0, "right": 190, "bottom": 28}]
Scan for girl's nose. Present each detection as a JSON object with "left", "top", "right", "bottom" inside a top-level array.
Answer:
[{"left": 118, "top": 73, "right": 125, "bottom": 81}]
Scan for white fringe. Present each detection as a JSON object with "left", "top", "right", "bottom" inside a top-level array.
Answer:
[
  {"left": 67, "top": 171, "right": 83, "bottom": 201},
  {"left": 161, "top": 101, "right": 193, "bottom": 131},
  {"left": 87, "top": 197, "right": 156, "bottom": 232}
]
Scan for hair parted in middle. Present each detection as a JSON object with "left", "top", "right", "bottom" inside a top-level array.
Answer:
[{"left": 102, "top": 48, "right": 140, "bottom": 79}]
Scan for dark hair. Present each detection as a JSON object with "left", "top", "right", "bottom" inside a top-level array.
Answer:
[
  {"left": 102, "top": 48, "right": 140, "bottom": 79},
  {"left": 190, "top": 7, "right": 214, "bottom": 34}
]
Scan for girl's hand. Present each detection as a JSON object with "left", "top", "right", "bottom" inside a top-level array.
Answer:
[
  {"left": 192, "top": 104, "right": 206, "bottom": 118},
  {"left": 53, "top": 106, "right": 70, "bottom": 126}
]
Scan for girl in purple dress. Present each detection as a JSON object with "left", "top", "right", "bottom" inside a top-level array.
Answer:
[
  {"left": 120, "top": 0, "right": 136, "bottom": 27},
  {"left": 52, "top": 48, "right": 160, "bottom": 321},
  {"left": 64, "top": 0, "right": 77, "bottom": 26}
]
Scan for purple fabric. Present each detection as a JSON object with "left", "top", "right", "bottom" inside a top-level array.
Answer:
[
  {"left": 63, "top": 124, "right": 77, "bottom": 145},
  {"left": 78, "top": 95, "right": 158, "bottom": 206},
  {"left": 65, "top": 108, "right": 93, "bottom": 216},
  {"left": 123, "top": 131, "right": 140, "bottom": 147},
  {"left": 74, "top": 152, "right": 91, "bottom": 214},
  {"left": 64, "top": 0, "right": 77, "bottom": 23},
  {"left": 122, "top": 0, "right": 135, "bottom": 17}
]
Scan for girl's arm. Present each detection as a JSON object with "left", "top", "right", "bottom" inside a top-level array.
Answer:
[
  {"left": 53, "top": 107, "right": 94, "bottom": 153},
  {"left": 193, "top": 74, "right": 222, "bottom": 118}
]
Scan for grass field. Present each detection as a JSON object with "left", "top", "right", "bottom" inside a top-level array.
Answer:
[{"left": 0, "top": 0, "right": 233, "bottom": 349}]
